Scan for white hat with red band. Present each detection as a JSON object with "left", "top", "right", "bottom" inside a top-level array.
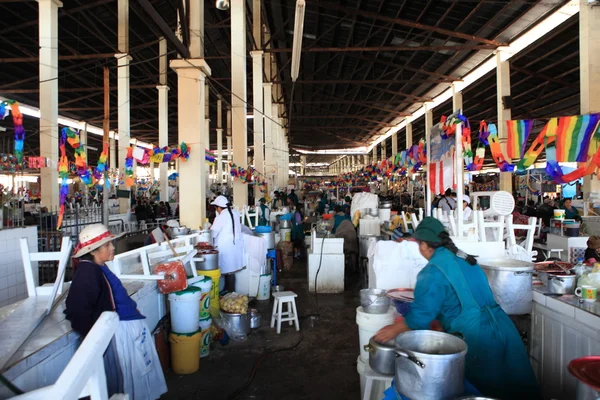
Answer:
[{"left": 73, "top": 224, "right": 122, "bottom": 258}]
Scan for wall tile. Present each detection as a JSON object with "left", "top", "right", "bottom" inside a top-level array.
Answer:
[
  {"left": 8, "top": 286, "right": 16, "bottom": 299},
  {"left": 0, "top": 289, "right": 8, "bottom": 301}
]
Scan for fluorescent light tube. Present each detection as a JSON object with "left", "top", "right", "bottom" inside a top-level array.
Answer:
[{"left": 291, "top": 0, "right": 306, "bottom": 82}]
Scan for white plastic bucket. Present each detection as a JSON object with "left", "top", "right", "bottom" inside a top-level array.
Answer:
[
  {"left": 199, "top": 317, "right": 212, "bottom": 358},
  {"left": 357, "top": 355, "right": 393, "bottom": 399},
  {"left": 168, "top": 288, "right": 203, "bottom": 334},
  {"left": 192, "top": 276, "right": 213, "bottom": 320},
  {"left": 257, "top": 274, "right": 271, "bottom": 301},
  {"left": 356, "top": 306, "right": 397, "bottom": 363}
]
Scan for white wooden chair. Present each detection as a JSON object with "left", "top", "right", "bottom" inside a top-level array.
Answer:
[
  {"left": 477, "top": 213, "right": 506, "bottom": 242},
  {"left": 243, "top": 205, "right": 257, "bottom": 229},
  {"left": 19, "top": 236, "right": 73, "bottom": 314},
  {"left": 11, "top": 312, "right": 125, "bottom": 400},
  {"left": 410, "top": 212, "right": 421, "bottom": 230},
  {"left": 505, "top": 215, "right": 538, "bottom": 258},
  {"left": 449, "top": 210, "right": 480, "bottom": 239},
  {"left": 400, "top": 211, "right": 410, "bottom": 233},
  {"left": 107, "top": 243, "right": 159, "bottom": 277}
]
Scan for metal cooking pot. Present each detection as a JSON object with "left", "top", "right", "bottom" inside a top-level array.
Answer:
[
  {"left": 364, "top": 337, "right": 396, "bottom": 375},
  {"left": 394, "top": 330, "right": 467, "bottom": 400},
  {"left": 360, "top": 289, "right": 391, "bottom": 314},
  {"left": 547, "top": 272, "right": 577, "bottom": 294},
  {"left": 366, "top": 208, "right": 379, "bottom": 217},
  {"left": 358, "top": 235, "right": 383, "bottom": 259},
  {"left": 279, "top": 219, "right": 291, "bottom": 230},
  {"left": 167, "top": 227, "right": 190, "bottom": 237},
  {"left": 255, "top": 231, "right": 275, "bottom": 249},
  {"left": 379, "top": 201, "right": 393, "bottom": 209},
  {"left": 479, "top": 259, "right": 534, "bottom": 315},
  {"left": 196, "top": 251, "right": 219, "bottom": 271},
  {"left": 220, "top": 310, "right": 251, "bottom": 335},
  {"left": 250, "top": 309, "right": 261, "bottom": 329}
]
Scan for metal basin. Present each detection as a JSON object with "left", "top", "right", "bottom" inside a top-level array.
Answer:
[
  {"left": 220, "top": 310, "right": 251, "bottom": 335},
  {"left": 360, "top": 289, "right": 391, "bottom": 314},
  {"left": 394, "top": 330, "right": 467, "bottom": 400}
]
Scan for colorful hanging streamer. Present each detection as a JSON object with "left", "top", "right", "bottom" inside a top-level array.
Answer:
[
  {"left": 133, "top": 143, "right": 191, "bottom": 165},
  {"left": 554, "top": 114, "right": 600, "bottom": 162},
  {"left": 0, "top": 100, "right": 26, "bottom": 164},
  {"left": 229, "top": 163, "right": 269, "bottom": 192},
  {"left": 56, "top": 129, "right": 70, "bottom": 230},
  {"left": 487, "top": 123, "right": 515, "bottom": 172},
  {"left": 506, "top": 119, "right": 533, "bottom": 159},
  {"left": 125, "top": 147, "right": 135, "bottom": 188}
]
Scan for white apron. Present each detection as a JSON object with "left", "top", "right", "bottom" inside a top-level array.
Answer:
[
  {"left": 211, "top": 208, "right": 245, "bottom": 274},
  {"left": 113, "top": 319, "right": 167, "bottom": 400}
]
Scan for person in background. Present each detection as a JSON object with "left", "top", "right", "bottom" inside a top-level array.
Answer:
[
  {"left": 66, "top": 224, "right": 167, "bottom": 399},
  {"left": 438, "top": 189, "right": 454, "bottom": 213},
  {"left": 291, "top": 202, "right": 304, "bottom": 259},
  {"left": 288, "top": 189, "right": 299, "bottom": 207},
  {"left": 272, "top": 191, "right": 283, "bottom": 210},
  {"left": 375, "top": 218, "right": 540, "bottom": 399},
  {"left": 210, "top": 195, "right": 244, "bottom": 293},
  {"left": 524, "top": 199, "right": 537, "bottom": 217},
  {"left": 157, "top": 201, "right": 168, "bottom": 218},
  {"left": 164, "top": 201, "right": 172, "bottom": 217},
  {"left": 562, "top": 198, "right": 581, "bottom": 221},
  {"left": 134, "top": 199, "right": 147, "bottom": 223},
  {"left": 317, "top": 193, "right": 327, "bottom": 215},
  {"left": 332, "top": 205, "right": 351, "bottom": 234},
  {"left": 257, "top": 197, "right": 270, "bottom": 226},
  {"left": 342, "top": 196, "right": 352, "bottom": 215},
  {"left": 584, "top": 236, "right": 600, "bottom": 264},
  {"left": 450, "top": 192, "right": 458, "bottom": 210},
  {"left": 144, "top": 220, "right": 179, "bottom": 246},
  {"left": 462, "top": 195, "right": 472, "bottom": 221}
]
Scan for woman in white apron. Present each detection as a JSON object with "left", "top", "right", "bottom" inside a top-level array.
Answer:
[
  {"left": 210, "top": 195, "right": 244, "bottom": 292},
  {"left": 65, "top": 224, "right": 167, "bottom": 400}
]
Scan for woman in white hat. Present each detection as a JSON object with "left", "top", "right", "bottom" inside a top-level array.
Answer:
[
  {"left": 210, "top": 195, "right": 244, "bottom": 292},
  {"left": 65, "top": 224, "right": 167, "bottom": 400},
  {"left": 463, "top": 194, "right": 473, "bottom": 221}
]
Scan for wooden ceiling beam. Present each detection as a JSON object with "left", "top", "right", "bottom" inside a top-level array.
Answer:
[{"left": 265, "top": 45, "right": 496, "bottom": 53}]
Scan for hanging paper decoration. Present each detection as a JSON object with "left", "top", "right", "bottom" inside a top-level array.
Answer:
[
  {"left": 478, "top": 121, "right": 490, "bottom": 146},
  {"left": 94, "top": 142, "right": 109, "bottom": 180},
  {"left": 0, "top": 100, "right": 26, "bottom": 164},
  {"left": 506, "top": 119, "right": 533, "bottom": 159},
  {"left": 487, "top": 123, "right": 515, "bottom": 172},
  {"left": 229, "top": 163, "right": 268, "bottom": 193},
  {"left": 125, "top": 147, "right": 135, "bottom": 188},
  {"left": 133, "top": 143, "right": 191, "bottom": 165},
  {"left": 205, "top": 150, "right": 216, "bottom": 164},
  {"left": 56, "top": 129, "right": 70, "bottom": 230},
  {"left": 545, "top": 149, "right": 600, "bottom": 184},
  {"left": 554, "top": 114, "right": 600, "bottom": 162}
]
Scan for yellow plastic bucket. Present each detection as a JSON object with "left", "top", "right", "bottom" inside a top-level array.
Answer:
[
  {"left": 169, "top": 331, "right": 201, "bottom": 374},
  {"left": 199, "top": 268, "right": 221, "bottom": 318}
]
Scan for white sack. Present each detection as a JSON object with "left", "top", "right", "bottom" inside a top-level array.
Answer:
[{"left": 368, "top": 240, "right": 428, "bottom": 290}]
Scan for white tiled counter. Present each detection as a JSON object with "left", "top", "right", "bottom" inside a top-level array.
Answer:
[
  {"left": 530, "top": 286, "right": 600, "bottom": 400},
  {"left": 0, "top": 227, "right": 38, "bottom": 308},
  {"left": 0, "top": 280, "right": 165, "bottom": 399}
]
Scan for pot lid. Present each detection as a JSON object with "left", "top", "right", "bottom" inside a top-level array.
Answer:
[
  {"left": 568, "top": 357, "right": 600, "bottom": 391},
  {"left": 478, "top": 258, "right": 534, "bottom": 272}
]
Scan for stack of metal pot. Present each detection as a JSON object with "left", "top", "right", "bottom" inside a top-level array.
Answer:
[{"left": 194, "top": 242, "right": 219, "bottom": 271}]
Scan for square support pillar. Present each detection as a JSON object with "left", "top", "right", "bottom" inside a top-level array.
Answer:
[
  {"left": 263, "top": 83, "right": 273, "bottom": 192},
  {"left": 406, "top": 120, "right": 413, "bottom": 149},
  {"left": 496, "top": 50, "right": 513, "bottom": 193},
  {"left": 170, "top": 59, "right": 211, "bottom": 228},
  {"left": 391, "top": 132, "right": 398, "bottom": 156},
  {"left": 251, "top": 50, "right": 264, "bottom": 200},
  {"left": 158, "top": 85, "right": 169, "bottom": 201},
  {"left": 39, "top": 0, "right": 63, "bottom": 210}
]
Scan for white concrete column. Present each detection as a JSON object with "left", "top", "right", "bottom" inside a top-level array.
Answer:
[
  {"left": 271, "top": 103, "right": 279, "bottom": 188},
  {"left": 581, "top": 1, "right": 600, "bottom": 195},
  {"left": 263, "top": 83, "right": 273, "bottom": 191},
  {"left": 170, "top": 59, "right": 211, "bottom": 228},
  {"left": 453, "top": 85, "right": 464, "bottom": 237},
  {"left": 372, "top": 146, "right": 377, "bottom": 164},
  {"left": 496, "top": 49, "right": 512, "bottom": 193},
  {"left": 231, "top": 0, "right": 248, "bottom": 208},
  {"left": 363, "top": 154, "right": 367, "bottom": 167},
  {"left": 39, "top": 0, "right": 62, "bottom": 210},
  {"left": 217, "top": 97, "right": 224, "bottom": 184},
  {"left": 116, "top": 0, "right": 131, "bottom": 211},
  {"left": 205, "top": 83, "right": 211, "bottom": 187},
  {"left": 391, "top": 132, "right": 398, "bottom": 156},
  {"left": 406, "top": 120, "right": 413, "bottom": 148},
  {"left": 227, "top": 107, "right": 232, "bottom": 186},
  {"left": 301, "top": 155, "right": 306, "bottom": 176},
  {"left": 251, "top": 51, "right": 264, "bottom": 199},
  {"left": 381, "top": 139, "right": 386, "bottom": 161},
  {"left": 158, "top": 37, "right": 169, "bottom": 202},
  {"left": 425, "top": 103, "right": 433, "bottom": 216}
]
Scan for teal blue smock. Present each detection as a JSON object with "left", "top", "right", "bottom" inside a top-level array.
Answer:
[
  {"left": 403, "top": 247, "right": 541, "bottom": 399},
  {"left": 332, "top": 213, "right": 350, "bottom": 233},
  {"left": 317, "top": 197, "right": 327, "bottom": 214},
  {"left": 257, "top": 204, "right": 269, "bottom": 226},
  {"left": 564, "top": 206, "right": 579, "bottom": 220}
]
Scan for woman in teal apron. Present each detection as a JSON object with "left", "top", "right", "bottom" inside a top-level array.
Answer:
[
  {"left": 375, "top": 217, "right": 540, "bottom": 399},
  {"left": 257, "top": 197, "right": 270, "bottom": 226}
]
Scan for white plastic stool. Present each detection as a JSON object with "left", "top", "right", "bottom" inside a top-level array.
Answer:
[
  {"left": 363, "top": 366, "right": 393, "bottom": 400},
  {"left": 270, "top": 291, "right": 300, "bottom": 334}
]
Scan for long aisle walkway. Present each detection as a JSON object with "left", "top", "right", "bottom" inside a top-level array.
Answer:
[{"left": 162, "top": 259, "right": 361, "bottom": 400}]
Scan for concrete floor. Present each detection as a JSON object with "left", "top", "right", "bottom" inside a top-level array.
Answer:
[{"left": 161, "top": 259, "right": 362, "bottom": 400}]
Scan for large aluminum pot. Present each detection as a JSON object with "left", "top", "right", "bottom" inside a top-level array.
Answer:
[
  {"left": 379, "top": 200, "right": 393, "bottom": 209},
  {"left": 394, "top": 330, "right": 467, "bottom": 400},
  {"left": 280, "top": 219, "right": 292, "bottom": 229},
  {"left": 360, "top": 289, "right": 391, "bottom": 314},
  {"left": 167, "top": 227, "right": 190, "bottom": 237},
  {"left": 190, "top": 229, "right": 212, "bottom": 245},
  {"left": 364, "top": 337, "right": 396, "bottom": 375},
  {"left": 196, "top": 251, "right": 219, "bottom": 271},
  {"left": 219, "top": 310, "right": 251, "bottom": 335},
  {"left": 547, "top": 272, "right": 577, "bottom": 294},
  {"left": 255, "top": 231, "right": 275, "bottom": 249},
  {"left": 479, "top": 259, "right": 534, "bottom": 315},
  {"left": 358, "top": 235, "right": 383, "bottom": 259}
]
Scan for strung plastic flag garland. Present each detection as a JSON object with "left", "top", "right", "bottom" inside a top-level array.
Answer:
[
  {"left": 0, "top": 100, "right": 26, "bottom": 164},
  {"left": 554, "top": 114, "right": 600, "bottom": 162},
  {"left": 516, "top": 119, "right": 557, "bottom": 171},
  {"left": 57, "top": 129, "right": 70, "bottom": 230},
  {"left": 133, "top": 143, "right": 191, "bottom": 165},
  {"left": 229, "top": 162, "right": 268, "bottom": 192},
  {"left": 545, "top": 149, "right": 600, "bottom": 184},
  {"left": 205, "top": 150, "right": 216, "bottom": 164},
  {"left": 124, "top": 147, "right": 135, "bottom": 188},
  {"left": 487, "top": 123, "right": 515, "bottom": 172},
  {"left": 506, "top": 119, "right": 533, "bottom": 159},
  {"left": 478, "top": 121, "right": 490, "bottom": 146}
]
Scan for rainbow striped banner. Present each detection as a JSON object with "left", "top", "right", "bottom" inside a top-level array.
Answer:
[
  {"left": 555, "top": 114, "right": 600, "bottom": 162},
  {"left": 506, "top": 119, "right": 533, "bottom": 159}
]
